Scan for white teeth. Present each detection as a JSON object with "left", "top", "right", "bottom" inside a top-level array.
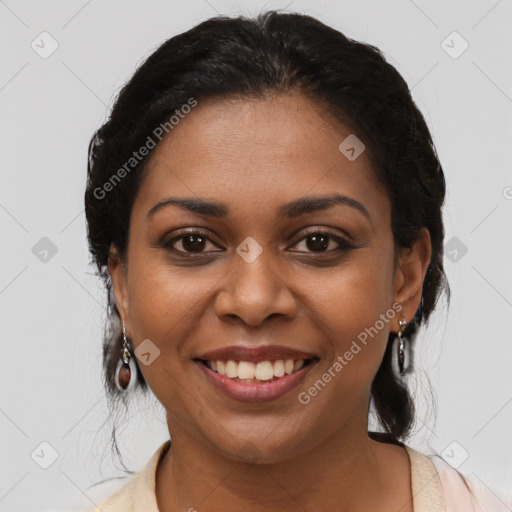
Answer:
[
  {"left": 225, "top": 360, "right": 238, "bottom": 378},
  {"left": 238, "top": 361, "right": 255, "bottom": 380},
  {"left": 206, "top": 358, "right": 311, "bottom": 381},
  {"left": 273, "top": 360, "right": 285, "bottom": 377},
  {"left": 254, "top": 361, "right": 274, "bottom": 380}
]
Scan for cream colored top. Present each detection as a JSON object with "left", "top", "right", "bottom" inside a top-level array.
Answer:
[{"left": 94, "top": 440, "right": 509, "bottom": 511}]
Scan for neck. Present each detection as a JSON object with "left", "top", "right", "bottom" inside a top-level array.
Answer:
[{"left": 155, "top": 406, "right": 410, "bottom": 511}]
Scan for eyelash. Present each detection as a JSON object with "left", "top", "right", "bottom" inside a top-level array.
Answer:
[{"left": 161, "top": 229, "right": 354, "bottom": 255}]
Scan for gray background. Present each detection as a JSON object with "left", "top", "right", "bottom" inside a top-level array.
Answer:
[{"left": 1, "top": 0, "right": 511, "bottom": 510}]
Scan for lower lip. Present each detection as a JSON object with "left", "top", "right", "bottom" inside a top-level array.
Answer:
[{"left": 195, "top": 360, "right": 317, "bottom": 403}]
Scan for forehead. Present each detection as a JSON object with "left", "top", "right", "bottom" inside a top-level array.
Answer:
[{"left": 133, "top": 94, "right": 390, "bottom": 224}]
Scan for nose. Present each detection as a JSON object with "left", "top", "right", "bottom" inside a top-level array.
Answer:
[{"left": 214, "top": 247, "right": 297, "bottom": 327}]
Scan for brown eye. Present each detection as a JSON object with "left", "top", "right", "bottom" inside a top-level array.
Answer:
[
  {"left": 304, "top": 233, "right": 330, "bottom": 252},
  {"left": 163, "top": 231, "right": 219, "bottom": 254},
  {"left": 290, "top": 231, "right": 353, "bottom": 253}
]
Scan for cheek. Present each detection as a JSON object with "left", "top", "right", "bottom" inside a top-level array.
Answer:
[
  {"left": 125, "top": 252, "right": 226, "bottom": 396},
  {"left": 127, "top": 261, "right": 209, "bottom": 345},
  {"left": 124, "top": 261, "right": 206, "bottom": 409},
  {"left": 309, "top": 249, "right": 396, "bottom": 379}
]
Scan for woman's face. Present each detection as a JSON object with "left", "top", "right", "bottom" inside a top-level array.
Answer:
[{"left": 110, "top": 94, "right": 430, "bottom": 461}]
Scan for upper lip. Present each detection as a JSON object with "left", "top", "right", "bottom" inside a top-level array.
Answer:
[{"left": 195, "top": 344, "right": 318, "bottom": 362}]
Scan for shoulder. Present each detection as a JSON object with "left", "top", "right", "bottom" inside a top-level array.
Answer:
[
  {"left": 405, "top": 445, "right": 511, "bottom": 512},
  {"left": 93, "top": 440, "right": 171, "bottom": 512},
  {"left": 93, "top": 474, "right": 140, "bottom": 510}
]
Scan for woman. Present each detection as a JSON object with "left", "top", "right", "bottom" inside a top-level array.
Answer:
[{"left": 85, "top": 10, "right": 504, "bottom": 511}]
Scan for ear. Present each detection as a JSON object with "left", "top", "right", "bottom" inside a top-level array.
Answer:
[
  {"left": 391, "top": 228, "right": 432, "bottom": 332},
  {"left": 108, "top": 243, "right": 130, "bottom": 328}
]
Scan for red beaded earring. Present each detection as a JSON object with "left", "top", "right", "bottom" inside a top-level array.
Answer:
[{"left": 114, "top": 320, "right": 137, "bottom": 393}]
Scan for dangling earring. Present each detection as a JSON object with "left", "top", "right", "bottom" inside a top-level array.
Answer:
[
  {"left": 396, "top": 316, "right": 408, "bottom": 376},
  {"left": 114, "top": 320, "right": 137, "bottom": 393}
]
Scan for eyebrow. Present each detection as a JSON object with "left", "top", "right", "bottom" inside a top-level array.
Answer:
[{"left": 146, "top": 194, "right": 371, "bottom": 223}]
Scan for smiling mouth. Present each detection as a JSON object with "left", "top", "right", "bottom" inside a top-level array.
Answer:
[{"left": 195, "top": 357, "right": 319, "bottom": 383}]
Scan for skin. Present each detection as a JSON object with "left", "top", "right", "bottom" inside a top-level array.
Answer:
[{"left": 109, "top": 93, "right": 431, "bottom": 512}]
